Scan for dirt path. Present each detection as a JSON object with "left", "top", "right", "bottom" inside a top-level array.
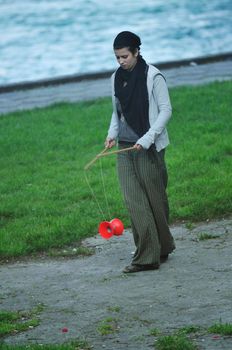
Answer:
[{"left": 1, "top": 218, "right": 232, "bottom": 349}]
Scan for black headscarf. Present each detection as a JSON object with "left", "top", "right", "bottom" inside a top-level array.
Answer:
[
  {"left": 113, "top": 31, "right": 141, "bottom": 50},
  {"left": 114, "top": 55, "right": 149, "bottom": 138}
]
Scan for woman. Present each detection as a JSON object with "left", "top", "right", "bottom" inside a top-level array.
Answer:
[{"left": 105, "top": 31, "right": 175, "bottom": 273}]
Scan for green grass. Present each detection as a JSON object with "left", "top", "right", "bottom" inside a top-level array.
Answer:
[
  {"left": 176, "top": 325, "right": 201, "bottom": 335},
  {"left": 152, "top": 326, "right": 199, "bottom": 350},
  {"left": 107, "top": 306, "right": 121, "bottom": 313},
  {"left": 150, "top": 328, "right": 161, "bottom": 336},
  {"left": 0, "top": 305, "right": 44, "bottom": 337},
  {"left": 197, "top": 232, "right": 220, "bottom": 240},
  {"left": 0, "top": 341, "right": 91, "bottom": 350},
  {"left": 97, "top": 317, "right": 119, "bottom": 335},
  {"left": 0, "top": 308, "right": 91, "bottom": 349},
  {"left": 167, "top": 81, "right": 232, "bottom": 220},
  {"left": 0, "top": 81, "right": 232, "bottom": 258},
  {"left": 185, "top": 222, "right": 196, "bottom": 230},
  {"left": 156, "top": 334, "right": 197, "bottom": 350},
  {"left": 208, "top": 322, "right": 232, "bottom": 335},
  {"left": 151, "top": 322, "right": 232, "bottom": 349}
]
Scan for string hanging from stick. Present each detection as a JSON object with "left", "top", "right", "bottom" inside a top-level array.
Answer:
[
  {"left": 99, "top": 157, "right": 111, "bottom": 220},
  {"left": 84, "top": 147, "right": 108, "bottom": 221},
  {"left": 84, "top": 170, "right": 107, "bottom": 221},
  {"left": 84, "top": 147, "right": 108, "bottom": 171},
  {"left": 84, "top": 146, "right": 136, "bottom": 223}
]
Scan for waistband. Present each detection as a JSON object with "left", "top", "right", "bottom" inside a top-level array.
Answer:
[{"left": 118, "top": 141, "right": 134, "bottom": 146}]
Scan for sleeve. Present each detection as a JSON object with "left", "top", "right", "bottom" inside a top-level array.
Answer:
[
  {"left": 107, "top": 74, "right": 119, "bottom": 140},
  {"left": 136, "top": 74, "right": 172, "bottom": 149}
]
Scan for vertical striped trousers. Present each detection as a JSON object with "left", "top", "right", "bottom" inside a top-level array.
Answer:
[{"left": 117, "top": 143, "right": 175, "bottom": 266}]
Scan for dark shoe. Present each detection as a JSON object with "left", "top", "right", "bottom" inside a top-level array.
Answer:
[
  {"left": 123, "top": 263, "right": 159, "bottom": 273},
  {"left": 160, "top": 254, "right": 169, "bottom": 263}
]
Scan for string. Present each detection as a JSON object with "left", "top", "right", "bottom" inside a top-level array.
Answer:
[
  {"left": 84, "top": 171, "right": 107, "bottom": 221},
  {"left": 84, "top": 146, "right": 135, "bottom": 222},
  {"left": 99, "top": 157, "right": 111, "bottom": 220}
]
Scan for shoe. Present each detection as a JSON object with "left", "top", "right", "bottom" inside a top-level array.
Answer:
[
  {"left": 123, "top": 263, "right": 159, "bottom": 273},
  {"left": 160, "top": 254, "right": 169, "bottom": 263}
]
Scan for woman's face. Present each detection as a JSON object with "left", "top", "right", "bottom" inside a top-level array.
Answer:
[{"left": 114, "top": 47, "right": 138, "bottom": 71}]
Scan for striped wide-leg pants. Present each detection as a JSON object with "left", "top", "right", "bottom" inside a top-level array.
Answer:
[{"left": 117, "top": 143, "right": 175, "bottom": 266}]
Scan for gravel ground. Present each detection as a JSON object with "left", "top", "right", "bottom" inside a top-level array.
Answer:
[{"left": 0, "top": 218, "right": 232, "bottom": 349}]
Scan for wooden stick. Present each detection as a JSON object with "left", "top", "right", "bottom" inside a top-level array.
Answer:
[
  {"left": 97, "top": 146, "right": 136, "bottom": 157},
  {"left": 84, "top": 147, "right": 108, "bottom": 171},
  {"left": 97, "top": 147, "right": 109, "bottom": 157},
  {"left": 84, "top": 146, "right": 136, "bottom": 170}
]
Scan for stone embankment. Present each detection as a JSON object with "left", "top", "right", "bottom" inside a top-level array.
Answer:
[{"left": 0, "top": 52, "right": 232, "bottom": 115}]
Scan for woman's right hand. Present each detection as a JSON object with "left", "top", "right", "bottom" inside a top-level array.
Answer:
[{"left": 105, "top": 138, "right": 116, "bottom": 149}]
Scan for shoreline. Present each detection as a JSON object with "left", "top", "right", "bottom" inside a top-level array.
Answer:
[
  {"left": 0, "top": 51, "right": 232, "bottom": 94},
  {"left": 0, "top": 52, "right": 232, "bottom": 116}
]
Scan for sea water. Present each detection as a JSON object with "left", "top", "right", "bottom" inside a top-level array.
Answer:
[{"left": 0, "top": 0, "right": 232, "bottom": 85}]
